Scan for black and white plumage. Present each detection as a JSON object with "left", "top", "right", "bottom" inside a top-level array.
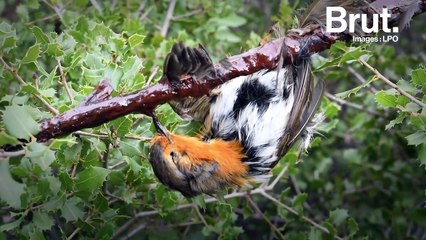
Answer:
[
  {"left": 149, "top": 39, "right": 323, "bottom": 196},
  {"left": 146, "top": 0, "right": 377, "bottom": 196}
]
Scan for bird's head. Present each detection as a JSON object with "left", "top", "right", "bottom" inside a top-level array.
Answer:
[{"left": 149, "top": 133, "right": 249, "bottom": 197}]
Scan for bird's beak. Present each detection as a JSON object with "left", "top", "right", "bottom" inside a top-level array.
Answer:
[{"left": 150, "top": 112, "right": 172, "bottom": 143}]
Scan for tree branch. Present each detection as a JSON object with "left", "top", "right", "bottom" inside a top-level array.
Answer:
[
  {"left": 35, "top": 1, "right": 426, "bottom": 142},
  {"left": 359, "top": 59, "right": 426, "bottom": 108},
  {"left": 56, "top": 57, "right": 73, "bottom": 103}
]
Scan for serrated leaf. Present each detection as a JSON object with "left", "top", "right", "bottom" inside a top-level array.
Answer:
[
  {"left": 46, "top": 43, "right": 64, "bottom": 57},
  {"left": 375, "top": 90, "right": 397, "bottom": 108},
  {"left": 3, "top": 105, "right": 39, "bottom": 140},
  {"left": 21, "top": 44, "right": 41, "bottom": 64},
  {"left": 26, "top": 142, "right": 56, "bottom": 171},
  {"left": 0, "top": 131, "right": 19, "bottom": 146},
  {"left": 0, "top": 215, "right": 24, "bottom": 232},
  {"left": 347, "top": 217, "right": 359, "bottom": 236},
  {"left": 121, "top": 56, "right": 143, "bottom": 85},
  {"left": 329, "top": 208, "right": 349, "bottom": 226},
  {"left": 405, "top": 131, "right": 426, "bottom": 146},
  {"left": 412, "top": 68, "right": 426, "bottom": 88},
  {"left": 75, "top": 166, "right": 110, "bottom": 192},
  {"left": 31, "top": 26, "right": 49, "bottom": 44},
  {"left": 336, "top": 77, "right": 376, "bottom": 99},
  {"left": 385, "top": 113, "right": 406, "bottom": 130},
  {"left": 128, "top": 33, "right": 145, "bottom": 48},
  {"left": 125, "top": 156, "right": 142, "bottom": 173},
  {"left": 291, "top": 193, "right": 307, "bottom": 209},
  {"left": 308, "top": 228, "right": 322, "bottom": 240},
  {"left": 409, "top": 115, "right": 426, "bottom": 131},
  {"left": 192, "top": 195, "right": 206, "bottom": 210},
  {"left": 0, "top": 160, "right": 25, "bottom": 208},
  {"left": 112, "top": 117, "right": 132, "bottom": 137},
  {"left": 61, "top": 197, "right": 85, "bottom": 222},
  {"left": 33, "top": 211, "right": 53, "bottom": 231}
]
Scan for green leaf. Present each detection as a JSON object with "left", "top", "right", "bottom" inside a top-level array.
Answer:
[
  {"left": 308, "top": 228, "right": 322, "bottom": 240},
  {"left": 291, "top": 193, "right": 307, "bottom": 209},
  {"left": 409, "top": 114, "right": 426, "bottom": 131},
  {"left": 0, "top": 131, "right": 19, "bottom": 146},
  {"left": 3, "top": 105, "right": 39, "bottom": 140},
  {"left": 33, "top": 211, "right": 53, "bottom": 231},
  {"left": 75, "top": 166, "right": 110, "bottom": 192},
  {"left": 46, "top": 43, "right": 64, "bottom": 57},
  {"left": 26, "top": 142, "right": 56, "bottom": 171},
  {"left": 31, "top": 26, "right": 49, "bottom": 44},
  {"left": 21, "top": 44, "right": 41, "bottom": 64},
  {"left": 329, "top": 208, "right": 349, "bottom": 226},
  {"left": 213, "top": 13, "right": 246, "bottom": 27},
  {"left": 336, "top": 77, "right": 376, "bottom": 99},
  {"left": 128, "top": 33, "right": 145, "bottom": 48},
  {"left": 375, "top": 90, "right": 397, "bottom": 108},
  {"left": 405, "top": 131, "right": 426, "bottom": 146},
  {"left": 385, "top": 113, "right": 406, "bottom": 130},
  {"left": 112, "top": 117, "right": 132, "bottom": 137},
  {"left": 16, "top": 4, "right": 29, "bottom": 22},
  {"left": 0, "top": 160, "right": 25, "bottom": 208},
  {"left": 412, "top": 68, "right": 426, "bottom": 88},
  {"left": 61, "top": 197, "right": 85, "bottom": 222},
  {"left": 0, "top": 215, "right": 24, "bottom": 232},
  {"left": 125, "top": 157, "right": 142, "bottom": 173},
  {"left": 347, "top": 217, "right": 359, "bottom": 236}
]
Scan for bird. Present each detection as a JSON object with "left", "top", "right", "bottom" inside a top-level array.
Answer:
[{"left": 148, "top": 0, "right": 368, "bottom": 197}]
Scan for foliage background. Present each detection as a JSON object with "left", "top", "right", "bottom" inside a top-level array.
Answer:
[{"left": 0, "top": 0, "right": 425, "bottom": 239}]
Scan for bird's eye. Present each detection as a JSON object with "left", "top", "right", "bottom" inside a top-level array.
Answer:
[{"left": 170, "top": 151, "right": 178, "bottom": 164}]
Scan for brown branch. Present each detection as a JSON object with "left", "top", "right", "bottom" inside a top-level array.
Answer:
[{"left": 35, "top": 1, "right": 426, "bottom": 142}]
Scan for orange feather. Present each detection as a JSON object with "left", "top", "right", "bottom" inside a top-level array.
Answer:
[{"left": 152, "top": 133, "right": 249, "bottom": 185}]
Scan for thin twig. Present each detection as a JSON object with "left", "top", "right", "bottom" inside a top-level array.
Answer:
[
  {"left": 325, "top": 92, "right": 381, "bottom": 117},
  {"left": 42, "top": 0, "right": 64, "bottom": 20},
  {"left": 67, "top": 227, "right": 80, "bottom": 240},
  {"left": 89, "top": 0, "right": 102, "bottom": 14},
  {"left": 122, "top": 223, "right": 147, "bottom": 240},
  {"left": 246, "top": 195, "right": 285, "bottom": 239},
  {"left": 26, "top": 14, "right": 57, "bottom": 25},
  {"left": 0, "top": 56, "right": 59, "bottom": 115},
  {"left": 0, "top": 150, "right": 26, "bottom": 159},
  {"left": 56, "top": 58, "right": 73, "bottom": 103},
  {"left": 145, "top": 65, "right": 159, "bottom": 87},
  {"left": 193, "top": 205, "right": 219, "bottom": 234},
  {"left": 114, "top": 168, "right": 289, "bottom": 238},
  {"left": 347, "top": 66, "right": 378, "bottom": 93},
  {"left": 260, "top": 190, "right": 344, "bottom": 240},
  {"left": 172, "top": 9, "right": 205, "bottom": 20},
  {"left": 359, "top": 59, "right": 426, "bottom": 108},
  {"left": 108, "top": 160, "right": 126, "bottom": 170},
  {"left": 266, "top": 165, "right": 289, "bottom": 190},
  {"left": 161, "top": 0, "right": 177, "bottom": 37},
  {"left": 74, "top": 131, "right": 151, "bottom": 141}
]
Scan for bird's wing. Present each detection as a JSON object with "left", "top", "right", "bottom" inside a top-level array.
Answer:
[{"left": 276, "top": 62, "right": 324, "bottom": 159}]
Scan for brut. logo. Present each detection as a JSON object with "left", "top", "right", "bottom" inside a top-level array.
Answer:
[{"left": 326, "top": 7, "right": 399, "bottom": 34}]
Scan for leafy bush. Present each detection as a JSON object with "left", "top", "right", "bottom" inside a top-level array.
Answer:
[{"left": 0, "top": 0, "right": 425, "bottom": 239}]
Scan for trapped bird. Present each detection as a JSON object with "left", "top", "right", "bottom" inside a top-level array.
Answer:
[{"left": 148, "top": 0, "right": 370, "bottom": 197}]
